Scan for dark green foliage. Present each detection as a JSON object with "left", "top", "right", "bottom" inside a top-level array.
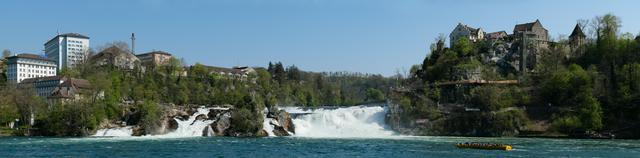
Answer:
[
  {"left": 366, "top": 88, "right": 385, "bottom": 102},
  {"left": 138, "top": 100, "right": 162, "bottom": 134},
  {"left": 540, "top": 62, "right": 602, "bottom": 132},
  {"left": 38, "top": 101, "right": 99, "bottom": 136}
]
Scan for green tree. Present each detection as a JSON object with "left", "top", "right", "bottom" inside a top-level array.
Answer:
[
  {"left": 453, "top": 37, "right": 474, "bottom": 57},
  {"left": 139, "top": 100, "right": 162, "bottom": 135},
  {"left": 366, "top": 88, "right": 385, "bottom": 102}
]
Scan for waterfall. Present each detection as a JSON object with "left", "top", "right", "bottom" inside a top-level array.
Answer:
[
  {"left": 162, "top": 107, "right": 215, "bottom": 137},
  {"left": 93, "top": 126, "right": 133, "bottom": 137},
  {"left": 283, "top": 106, "right": 395, "bottom": 138},
  {"left": 93, "top": 106, "right": 395, "bottom": 138},
  {"left": 262, "top": 109, "right": 276, "bottom": 136}
]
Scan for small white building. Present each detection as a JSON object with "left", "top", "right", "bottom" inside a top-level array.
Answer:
[
  {"left": 6, "top": 54, "right": 57, "bottom": 83},
  {"left": 44, "top": 33, "right": 90, "bottom": 71}
]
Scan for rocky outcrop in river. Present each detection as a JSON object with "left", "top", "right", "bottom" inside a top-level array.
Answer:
[{"left": 267, "top": 109, "right": 295, "bottom": 136}]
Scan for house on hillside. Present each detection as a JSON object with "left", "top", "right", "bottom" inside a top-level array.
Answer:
[
  {"left": 199, "top": 65, "right": 256, "bottom": 79},
  {"left": 450, "top": 23, "right": 485, "bottom": 46},
  {"left": 47, "top": 78, "right": 94, "bottom": 105},
  {"left": 89, "top": 46, "right": 140, "bottom": 70},
  {"left": 136, "top": 51, "right": 173, "bottom": 67},
  {"left": 19, "top": 76, "right": 67, "bottom": 98}
]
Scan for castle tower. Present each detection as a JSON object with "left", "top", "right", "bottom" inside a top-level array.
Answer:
[{"left": 569, "top": 24, "right": 586, "bottom": 56}]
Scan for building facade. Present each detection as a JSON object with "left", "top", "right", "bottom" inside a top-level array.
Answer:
[
  {"left": 19, "top": 76, "right": 66, "bottom": 98},
  {"left": 135, "top": 51, "right": 173, "bottom": 66},
  {"left": 513, "top": 20, "right": 549, "bottom": 43},
  {"left": 44, "top": 33, "right": 90, "bottom": 71},
  {"left": 6, "top": 54, "right": 57, "bottom": 83},
  {"left": 513, "top": 20, "right": 550, "bottom": 72},
  {"left": 90, "top": 46, "right": 140, "bottom": 70},
  {"left": 450, "top": 23, "right": 485, "bottom": 46},
  {"left": 48, "top": 78, "right": 93, "bottom": 105}
]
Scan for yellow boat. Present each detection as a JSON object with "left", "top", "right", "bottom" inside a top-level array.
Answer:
[{"left": 456, "top": 143, "right": 513, "bottom": 151}]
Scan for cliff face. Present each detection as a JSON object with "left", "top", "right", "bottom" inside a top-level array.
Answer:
[{"left": 386, "top": 85, "right": 529, "bottom": 137}]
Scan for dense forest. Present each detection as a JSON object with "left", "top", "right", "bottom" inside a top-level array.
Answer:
[
  {"left": 0, "top": 46, "right": 395, "bottom": 136},
  {"left": 391, "top": 13, "right": 640, "bottom": 138}
]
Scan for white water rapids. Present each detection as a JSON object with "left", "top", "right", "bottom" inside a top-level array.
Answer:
[
  {"left": 94, "top": 106, "right": 394, "bottom": 138},
  {"left": 162, "top": 107, "right": 216, "bottom": 137},
  {"left": 282, "top": 106, "right": 395, "bottom": 138},
  {"left": 94, "top": 126, "right": 133, "bottom": 137}
]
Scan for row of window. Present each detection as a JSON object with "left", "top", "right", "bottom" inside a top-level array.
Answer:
[
  {"left": 15, "top": 64, "right": 55, "bottom": 69},
  {"left": 8, "top": 68, "right": 55, "bottom": 74},
  {"left": 68, "top": 40, "right": 84, "bottom": 44},
  {"left": 67, "top": 44, "right": 84, "bottom": 48},
  {"left": 68, "top": 47, "right": 85, "bottom": 51},
  {"left": 19, "top": 59, "right": 54, "bottom": 65},
  {"left": 18, "top": 74, "right": 53, "bottom": 78}
]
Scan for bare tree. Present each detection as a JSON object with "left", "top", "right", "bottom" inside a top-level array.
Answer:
[
  {"left": 97, "top": 41, "right": 131, "bottom": 53},
  {"left": 577, "top": 19, "right": 593, "bottom": 39},
  {"left": 2, "top": 49, "right": 11, "bottom": 58},
  {"left": 591, "top": 14, "right": 621, "bottom": 41}
]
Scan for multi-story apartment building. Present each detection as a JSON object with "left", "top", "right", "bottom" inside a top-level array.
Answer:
[
  {"left": 6, "top": 54, "right": 57, "bottom": 83},
  {"left": 44, "top": 33, "right": 90, "bottom": 71}
]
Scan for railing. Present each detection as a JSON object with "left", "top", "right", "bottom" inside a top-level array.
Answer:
[{"left": 435, "top": 79, "right": 518, "bottom": 86}]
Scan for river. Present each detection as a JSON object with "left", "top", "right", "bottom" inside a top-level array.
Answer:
[
  {"left": 1, "top": 136, "right": 639, "bottom": 157},
  {"left": 2, "top": 106, "right": 639, "bottom": 157}
]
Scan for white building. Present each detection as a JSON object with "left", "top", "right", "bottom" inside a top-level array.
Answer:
[
  {"left": 44, "top": 33, "right": 90, "bottom": 71},
  {"left": 6, "top": 54, "right": 57, "bottom": 83}
]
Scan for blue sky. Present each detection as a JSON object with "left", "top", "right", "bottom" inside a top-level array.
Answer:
[{"left": 0, "top": 0, "right": 638, "bottom": 76}]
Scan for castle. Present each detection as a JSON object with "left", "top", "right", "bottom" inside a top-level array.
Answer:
[{"left": 448, "top": 20, "right": 586, "bottom": 73}]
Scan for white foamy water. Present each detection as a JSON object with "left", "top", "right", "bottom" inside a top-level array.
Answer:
[
  {"left": 93, "top": 126, "right": 133, "bottom": 137},
  {"left": 262, "top": 108, "right": 276, "bottom": 136},
  {"left": 283, "top": 106, "right": 395, "bottom": 138},
  {"left": 162, "top": 107, "right": 215, "bottom": 137},
  {"left": 94, "top": 106, "right": 395, "bottom": 138}
]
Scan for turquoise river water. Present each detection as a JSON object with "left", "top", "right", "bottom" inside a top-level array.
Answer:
[{"left": 1, "top": 136, "right": 639, "bottom": 157}]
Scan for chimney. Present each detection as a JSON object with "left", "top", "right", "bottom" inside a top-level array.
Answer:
[{"left": 131, "top": 33, "right": 136, "bottom": 54}]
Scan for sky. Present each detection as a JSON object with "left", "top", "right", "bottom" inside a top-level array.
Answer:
[{"left": 0, "top": 0, "right": 638, "bottom": 76}]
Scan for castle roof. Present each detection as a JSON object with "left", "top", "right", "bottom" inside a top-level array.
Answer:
[
  {"left": 514, "top": 19, "right": 545, "bottom": 32},
  {"left": 456, "top": 23, "right": 482, "bottom": 35},
  {"left": 486, "top": 31, "right": 508, "bottom": 39},
  {"left": 570, "top": 24, "right": 586, "bottom": 38}
]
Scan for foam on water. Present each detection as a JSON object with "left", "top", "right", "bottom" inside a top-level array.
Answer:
[
  {"left": 262, "top": 108, "right": 276, "bottom": 136},
  {"left": 161, "top": 107, "right": 215, "bottom": 137},
  {"left": 282, "top": 106, "right": 395, "bottom": 138},
  {"left": 93, "top": 126, "right": 133, "bottom": 137},
  {"left": 94, "top": 106, "right": 395, "bottom": 138}
]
